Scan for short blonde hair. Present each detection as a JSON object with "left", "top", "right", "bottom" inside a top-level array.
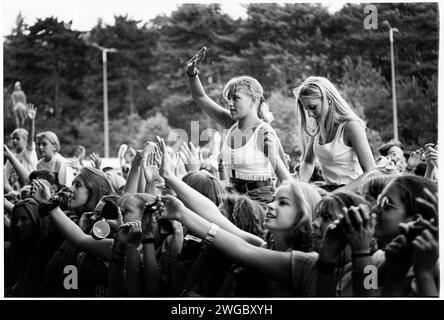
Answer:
[
  {"left": 223, "top": 76, "right": 274, "bottom": 123},
  {"left": 36, "top": 131, "right": 61, "bottom": 152}
]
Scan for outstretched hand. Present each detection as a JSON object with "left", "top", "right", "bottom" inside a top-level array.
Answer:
[
  {"left": 143, "top": 153, "right": 161, "bottom": 183},
  {"left": 156, "top": 136, "right": 176, "bottom": 180},
  {"left": 179, "top": 141, "right": 201, "bottom": 172},
  {"left": 27, "top": 103, "right": 37, "bottom": 120},
  {"left": 186, "top": 46, "right": 207, "bottom": 75},
  {"left": 90, "top": 153, "right": 102, "bottom": 169}
]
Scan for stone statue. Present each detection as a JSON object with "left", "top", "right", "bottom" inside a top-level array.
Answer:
[{"left": 11, "top": 81, "right": 28, "bottom": 129}]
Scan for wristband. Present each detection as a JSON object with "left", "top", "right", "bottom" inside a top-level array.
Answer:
[
  {"left": 317, "top": 260, "right": 336, "bottom": 274},
  {"left": 142, "top": 237, "right": 155, "bottom": 245},
  {"left": 351, "top": 252, "right": 373, "bottom": 258},
  {"left": 187, "top": 70, "right": 198, "bottom": 77}
]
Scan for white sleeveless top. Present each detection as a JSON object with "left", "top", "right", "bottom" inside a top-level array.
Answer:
[
  {"left": 313, "top": 121, "right": 363, "bottom": 185},
  {"left": 221, "top": 122, "right": 274, "bottom": 181}
]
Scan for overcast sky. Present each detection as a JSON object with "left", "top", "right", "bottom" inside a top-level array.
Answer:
[{"left": 2, "top": 0, "right": 350, "bottom": 34}]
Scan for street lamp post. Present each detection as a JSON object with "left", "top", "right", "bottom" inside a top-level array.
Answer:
[
  {"left": 92, "top": 43, "right": 117, "bottom": 158},
  {"left": 384, "top": 21, "right": 400, "bottom": 141}
]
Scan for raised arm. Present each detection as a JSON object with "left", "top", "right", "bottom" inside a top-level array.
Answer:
[
  {"left": 124, "top": 150, "right": 143, "bottom": 194},
  {"left": 344, "top": 121, "right": 375, "bottom": 172},
  {"left": 4, "top": 144, "right": 30, "bottom": 186},
  {"left": 160, "top": 195, "right": 293, "bottom": 284},
  {"left": 299, "top": 137, "right": 316, "bottom": 182},
  {"left": 157, "top": 137, "right": 265, "bottom": 247},
  {"left": 186, "top": 47, "right": 234, "bottom": 129},
  {"left": 26, "top": 103, "right": 36, "bottom": 151}
]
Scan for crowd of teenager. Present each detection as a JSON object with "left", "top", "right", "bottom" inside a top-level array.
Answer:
[{"left": 3, "top": 47, "right": 439, "bottom": 297}]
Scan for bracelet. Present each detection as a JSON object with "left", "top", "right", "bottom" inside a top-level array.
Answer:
[
  {"left": 186, "top": 70, "right": 198, "bottom": 77},
  {"left": 317, "top": 260, "right": 336, "bottom": 274},
  {"left": 351, "top": 252, "right": 373, "bottom": 258},
  {"left": 142, "top": 237, "right": 155, "bottom": 245},
  {"left": 203, "top": 223, "right": 220, "bottom": 246}
]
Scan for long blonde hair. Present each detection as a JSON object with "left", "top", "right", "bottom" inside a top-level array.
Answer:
[
  {"left": 223, "top": 76, "right": 274, "bottom": 123},
  {"left": 293, "top": 76, "right": 365, "bottom": 158}
]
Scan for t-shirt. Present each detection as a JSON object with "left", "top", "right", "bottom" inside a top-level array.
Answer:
[
  {"left": 5, "top": 143, "right": 38, "bottom": 190},
  {"left": 37, "top": 152, "right": 74, "bottom": 187},
  {"left": 290, "top": 250, "right": 319, "bottom": 296}
]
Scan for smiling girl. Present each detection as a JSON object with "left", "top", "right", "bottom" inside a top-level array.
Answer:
[
  {"left": 31, "top": 166, "right": 114, "bottom": 296},
  {"left": 294, "top": 77, "right": 375, "bottom": 191}
]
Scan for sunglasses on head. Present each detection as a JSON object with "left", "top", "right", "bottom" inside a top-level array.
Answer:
[{"left": 374, "top": 195, "right": 402, "bottom": 213}]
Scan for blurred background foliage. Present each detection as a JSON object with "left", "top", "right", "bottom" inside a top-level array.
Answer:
[{"left": 3, "top": 3, "right": 438, "bottom": 162}]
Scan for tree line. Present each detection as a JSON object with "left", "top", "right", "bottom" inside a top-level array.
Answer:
[{"left": 3, "top": 3, "right": 438, "bottom": 162}]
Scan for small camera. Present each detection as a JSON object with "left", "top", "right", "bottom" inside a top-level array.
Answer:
[
  {"left": 143, "top": 197, "right": 174, "bottom": 235},
  {"left": 143, "top": 199, "right": 159, "bottom": 216},
  {"left": 158, "top": 218, "right": 174, "bottom": 235},
  {"left": 101, "top": 200, "right": 119, "bottom": 220}
]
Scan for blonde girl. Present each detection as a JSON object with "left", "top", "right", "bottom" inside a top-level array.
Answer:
[
  {"left": 186, "top": 48, "right": 287, "bottom": 203},
  {"left": 294, "top": 76, "right": 375, "bottom": 190}
]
